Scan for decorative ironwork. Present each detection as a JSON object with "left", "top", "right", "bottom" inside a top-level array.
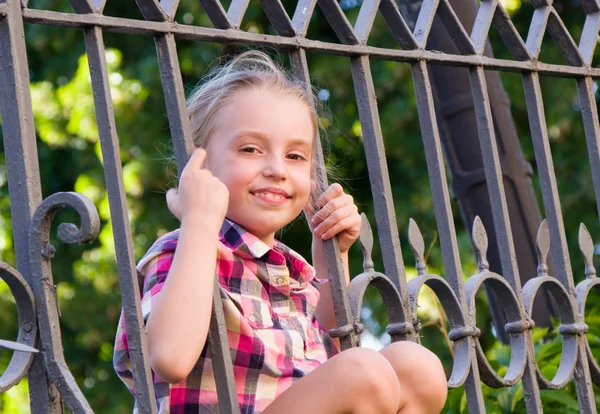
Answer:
[{"left": 2, "top": 0, "right": 600, "bottom": 412}]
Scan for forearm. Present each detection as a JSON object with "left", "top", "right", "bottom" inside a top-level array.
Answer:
[
  {"left": 312, "top": 236, "right": 350, "bottom": 332},
  {"left": 146, "top": 219, "right": 220, "bottom": 383}
]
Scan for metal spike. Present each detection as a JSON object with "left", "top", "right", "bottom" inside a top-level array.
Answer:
[
  {"left": 0, "top": 339, "right": 39, "bottom": 353},
  {"left": 579, "top": 223, "right": 596, "bottom": 278},
  {"left": 536, "top": 220, "right": 550, "bottom": 276},
  {"left": 408, "top": 218, "right": 427, "bottom": 276},
  {"left": 358, "top": 213, "right": 374, "bottom": 272},
  {"left": 472, "top": 216, "right": 489, "bottom": 272}
]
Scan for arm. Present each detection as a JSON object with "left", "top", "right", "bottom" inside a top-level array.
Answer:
[
  {"left": 145, "top": 148, "right": 229, "bottom": 384},
  {"left": 145, "top": 219, "right": 220, "bottom": 383}
]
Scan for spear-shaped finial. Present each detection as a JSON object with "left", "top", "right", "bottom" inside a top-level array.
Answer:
[
  {"left": 578, "top": 223, "right": 596, "bottom": 278},
  {"left": 408, "top": 218, "right": 427, "bottom": 276},
  {"left": 472, "top": 216, "right": 489, "bottom": 272},
  {"left": 536, "top": 220, "right": 550, "bottom": 277},
  {"left": 358, "top": 213, "right": 375, "bottom": 272}
]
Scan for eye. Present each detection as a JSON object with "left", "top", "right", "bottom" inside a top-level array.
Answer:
[
  {"left": 240, "top": 146, "right": 259, "bottom": 154},
  {"left": 287, "top": 153, "right": 307, "bottom": 161}
]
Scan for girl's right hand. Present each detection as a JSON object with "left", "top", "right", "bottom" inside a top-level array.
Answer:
[{"left": 166, "top": 148, "right": 229, "bottom": 229}]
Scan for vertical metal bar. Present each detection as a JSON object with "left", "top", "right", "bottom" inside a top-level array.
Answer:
[
  {"left": 0, "top": 0, "right": 61, "bottom": 412},
  {"left": 576, "top": 77, "right": 600, "bottom": 222},
  {"left": 411, "top": 59, "right": 485, "bottom": 413},
  {"left": 153, "top": 32, "right": 238, "bottom": 412},
  {"left": 83, "top": 25, "right": 158, "bottom": 413},
  {"left": 522, "top": 71, "right": 596, "bottom": 412},
  {"left": 289, "top": 48, "right": 359, "bottom": 351},
  {"left": 348, "top": 55, "right": 411, "bottom": 323},
  {"left": 153, "top": 34, "right": 194, "bottom": 176},
  {"left": 469, "top": 65, "right": 543, "bottom": 412}
]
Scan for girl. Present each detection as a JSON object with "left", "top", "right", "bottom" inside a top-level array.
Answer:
[{"left": 114, "top": 51, "right": 447, "bottom": 413}]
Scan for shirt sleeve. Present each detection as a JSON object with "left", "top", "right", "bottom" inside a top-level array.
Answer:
[{"left": 139, "top": 251, "right": 175, "bottom": 322}]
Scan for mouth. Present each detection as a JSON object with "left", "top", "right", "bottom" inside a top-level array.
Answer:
[{"left": 250, "top": 188, "right": 291, "bottom": 205}]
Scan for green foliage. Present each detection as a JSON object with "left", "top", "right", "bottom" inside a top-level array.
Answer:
[{"left": 2, "top": 0, "right": 600, "bottom": 412}]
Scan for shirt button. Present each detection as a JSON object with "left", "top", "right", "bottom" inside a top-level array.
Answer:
[{"left": 275, "top": 277, "right": 284, "bottom": 285}]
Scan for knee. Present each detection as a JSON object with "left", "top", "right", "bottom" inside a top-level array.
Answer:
[
  {"left": 380, "top": 341, "right": 448, "bottom": 412},
  {"left": 333, "top": 347, "right": 401, "bottom": 413}
]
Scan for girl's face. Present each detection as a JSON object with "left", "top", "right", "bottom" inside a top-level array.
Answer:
[{"left": 204, "top": 88, "right": 314, "bottom": 246}]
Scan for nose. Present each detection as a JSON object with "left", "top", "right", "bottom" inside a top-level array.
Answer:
[{"left": 262, "top": 154, "right": 287, "bottom": 180}]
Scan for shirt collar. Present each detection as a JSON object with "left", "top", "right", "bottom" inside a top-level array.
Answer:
[
  {"left": 219, "top": 219, "right": 272, "bottom": 259},
  {"left": 219, "top": 219, "right": 316, "bottom": 286}
]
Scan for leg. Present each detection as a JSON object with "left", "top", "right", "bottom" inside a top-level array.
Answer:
[
  {"left": 379, "top": 341, "right": 448, "bottom": 414},
  {"left": 263, "top": 347, "right": 402, "bottom": 414}
]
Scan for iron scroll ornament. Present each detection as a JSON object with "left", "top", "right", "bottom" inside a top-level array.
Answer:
[
  {"left": 0, "top": 261, "right": 38, "bottom": 393},
  {"left": 28, "top": 192, "right": 100, "bottom": 413}
]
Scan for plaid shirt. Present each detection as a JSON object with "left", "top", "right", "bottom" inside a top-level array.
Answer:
[{"left": 114, "top": 220, "right": 333, "bottom": 413}]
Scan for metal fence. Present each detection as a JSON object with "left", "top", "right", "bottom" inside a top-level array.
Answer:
[{"left": 1, "top": 0, "right": 600, "bottom": 412}]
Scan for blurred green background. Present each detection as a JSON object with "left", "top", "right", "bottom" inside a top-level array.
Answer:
[{"left": 2, "top": 0, "right": 600, "bottom": 412}]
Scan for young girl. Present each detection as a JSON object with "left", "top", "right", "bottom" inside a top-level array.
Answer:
[{"left": 114, "top": 51, "right": 447, "bottom": 413}]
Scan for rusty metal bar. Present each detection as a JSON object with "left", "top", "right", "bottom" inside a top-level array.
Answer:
[
  {"left": 411, "top": 59, "right": 485, "bottom": 412},
  {"left": 257, "top": 0, "right": 295, "bottom": 37},
  {"left": 289, "top": 48, "right": 359, "bottom": 351},
  {"left": 577, "top": 76, "right": 600, "bottom": 233},
  {"left": 227, "top": 0, "right": 251, "bottom": 29},
  {"left": 82, "top": 24, "right": 158, "bottom": 413},
  {"left": 349, "top": 55, "right": 410, "bottom": 316},
  {"left": 468, "top": 65, "right": 543, "bottom": 412},
  {"left": 291, "top": 0, "right": 317, "bottom": 36},
  {"left": 579, "top": 11, "right": 600, "bottom": 65},
  {"left": 522, "top": 71, "right": 596, "bottom": 411},
  {"left": 412, "top": 69, "right": 483, "bottom": 413},
  {"left": 0, "top": 0, "right": 62, "bottom": 412},
  {"left": 316, "top": 0, "right": 358, "bottom": 44},
  {"left": 152, "top": 31, "right": 239, "bottom": 412},
  {"left": 19, "top": 8, "right": 600, "bottom": 79},
  {"left": 198, "top": 0, "right": 233, "bottom": 30},
  {"left": 353, "top": 0, "right": 381, "bottom": 45},
  {"left": 377, "top": 0, "right": 419, "bottom": 50}
]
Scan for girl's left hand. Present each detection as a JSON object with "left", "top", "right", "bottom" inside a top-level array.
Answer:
[{"left": 306, "top": 182, "right": 361, "bottom": 254}]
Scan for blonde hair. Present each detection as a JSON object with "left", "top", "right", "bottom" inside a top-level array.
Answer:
[{"left": 187, "top": 51, "right": 319, "bottom": 150}]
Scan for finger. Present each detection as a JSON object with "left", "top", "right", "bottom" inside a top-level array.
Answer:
[
  {"left": 186, "top": 147, "right": 207, "bottom": 170},
  {"left": 313, "top": 204, "right": 355, "bottom": 237},
  {"left": 311, "top": 193, "right": 354, "bottom": 227},
  {"left": 319, "top": 215, "right": 359, "bottom": 240},
  {"left": 315, "top": 183, "right": 343, "bottom": 210}
]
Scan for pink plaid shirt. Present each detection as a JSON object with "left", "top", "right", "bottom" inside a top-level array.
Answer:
[{"left": 113, "top": 220, "right": 333, "bottom": 413}]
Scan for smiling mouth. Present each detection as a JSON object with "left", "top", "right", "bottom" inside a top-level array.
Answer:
[{"left": 253, "top": 191, "right": 289, "bottom": 201}]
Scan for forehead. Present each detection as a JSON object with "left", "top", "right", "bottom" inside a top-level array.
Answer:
[{"left": 210, "top": 88, "right": 315, "bottom": 147}]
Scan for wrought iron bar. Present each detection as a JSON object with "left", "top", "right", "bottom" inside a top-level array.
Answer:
[
  {"left": 469, "top": 65, "right": 543, "bottom": 411},
  {"left": 0, "top": 0, "right": 62, "bottom": 412},
  {"left": 3, "top": 0, "right": 600, "bottom": 412},
  {"left": 28, "top": 192, "right": 99, "bottom": 413},
  {"left": 349, "top": 55, "right": 410, "bottom": 314},
  {"left": 411, "top": 59, "right": 485, "bottom": 412},
  {"left": 289, "top": 48, "right": 359, "bottom": 350},
  {"left": 19, "top": 8, "right": 600, "bottom": 78},
  {"left": 522, "top": 70, "right": 597, "bottom": 412},
  {"left": 151, "top": 22, "right": 239, "bottom": 411},
  {"left": 82, "top": 23, "right": 158, "bottom": 413}
]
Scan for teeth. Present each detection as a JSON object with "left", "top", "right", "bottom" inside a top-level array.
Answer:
[{"left": 255, "top": 192, "right": 284, "bottom": 200}]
